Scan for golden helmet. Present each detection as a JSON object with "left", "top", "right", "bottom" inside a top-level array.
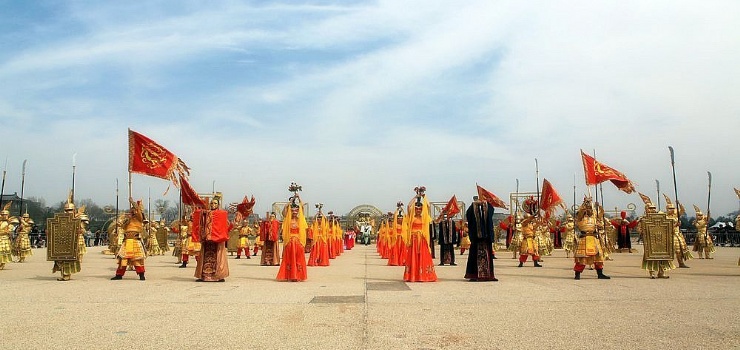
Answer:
[{"left": 1, "top": 201, "right": 12, "bottom": 216}]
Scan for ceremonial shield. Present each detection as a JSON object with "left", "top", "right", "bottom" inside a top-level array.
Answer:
[
  {"left": 156, "top": 227, "right": 169, "bottom": 251},
  {"left": 227, "top": 229, "right": 239, "bottom": 253},
  {"left": 641, "top": 212, "right": 675, "bottom": 261},
  {"left": 46, "top": 213, "right": 80, "bottom": 261}
]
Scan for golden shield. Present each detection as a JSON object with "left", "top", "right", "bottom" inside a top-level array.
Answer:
[
  {"left": 641, "top": 212, "right": 675, "bottom": 261},
  {"left": 46, "top": 213, "right": 80, "bottom": 261},
  {"left": 227, "top": 229, "right": 239, "bottom": 253}
]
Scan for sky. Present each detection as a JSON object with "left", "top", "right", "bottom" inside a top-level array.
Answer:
[{"left": 1, "top": 0, "right": 739, "bottom": 219}]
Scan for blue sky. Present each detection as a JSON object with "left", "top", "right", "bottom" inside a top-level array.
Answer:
[{"left": 1, "top": 1, "right": 739, "bottom": 218}]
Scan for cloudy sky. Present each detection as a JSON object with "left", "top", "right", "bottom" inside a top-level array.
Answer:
[{"left": 1, "top": 1, "right": 738, "bottom": 218}]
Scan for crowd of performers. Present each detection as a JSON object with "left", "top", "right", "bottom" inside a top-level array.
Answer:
[{"left": 0, "top": 185, "right": 738, "bottom": 283}]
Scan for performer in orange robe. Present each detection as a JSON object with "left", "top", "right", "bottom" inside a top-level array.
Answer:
[
  {"left": 192, "top": 196, "right": 230, "bottom": 282},
  {"left": 307, "top": 213, "right": 330, "bottom": 267},
  {"left": 403, "top": 191, "right": 437, "bottom": 282},
  {"left": 388, "top": 205, "right": 407, "bottom": 266},
  {"left": 277, "top": 196, "right": 308, "bottom": 281}
]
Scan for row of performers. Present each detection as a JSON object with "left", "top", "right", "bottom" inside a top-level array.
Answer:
[{"left": 375, "top": 188, "right": 500, "bottom": 282}]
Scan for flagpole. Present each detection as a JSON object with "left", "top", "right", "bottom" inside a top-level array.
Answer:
[
  {"left": 0, "top": 157, "right": 7, "bottom": 209},
  {"left": 706, "top": 171, "right": 712, "bottom": 220},
  {"left": 71, "top": 153, "right": 76, "bottom": 203},
  {"left": 115, "top": 178, "right": 119, "bottom": 240},
  {"left": 668, "top": 146, "right": 680, "bottom": 212},
  {"left": 18, "top": 160, "right": 27, "bottom": 216},
  {"left": 655, "top": 179, "right": 661, "bottom": 212},
  {"left": 514, "top": 179, "right": 520, "bottom": 221},
  {"left": 535, "top": 158, "right": 540, "bottom": 218},
  {"left": 573, "top": 173, "right": 577, "bottom": 216}
]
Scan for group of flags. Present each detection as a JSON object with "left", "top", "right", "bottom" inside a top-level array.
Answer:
[
  {"left": 441, "top": 150, "right": 634, "bottom": 218},
  {"left": 130, "top": 129, "right": 635, "bottom": 217}
]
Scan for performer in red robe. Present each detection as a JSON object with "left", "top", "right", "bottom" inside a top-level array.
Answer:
[
  {"left": 260, "top": 212, "right": 281, "bottom": 266},
  {"left": 611, "top": 211, "right": 638, "bottom": 252},
  {"left": 403, "top": 189, "right": 437, "bottom": 282},
  {"left": 192, "top": 195, "right": 230, "bottom": 282},
  {"left": 277, "top": 195, "right": 308, "bottom": 281}
]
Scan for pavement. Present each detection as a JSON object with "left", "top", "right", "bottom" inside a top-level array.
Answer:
[{"left": 1, "top": 244, "right": 739, "bottom": 350}]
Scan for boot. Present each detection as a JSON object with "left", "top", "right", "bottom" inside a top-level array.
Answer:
[
  {"left": 179, "top": 262, "right": 187, "bottom": 268},
  {"left": 596, "top": 269, "right": 610, "bottom": 279},
  {"left": 138, "top": 273, "right": 146, "bottom": 281},
  {"left": 574, "top": 271, "right": 581, "bottom": 280},
  {"left": 235, "top": 256, "right": 241, "bottom": 259},
  {"left": 110, "top": 275, "right": 123, "bottom": 280},
  {"left": 517, "top": 262, "right": 523, "bottom": 267},
  {"left": 534, "top": 261, "right": 542, "bottom": 267}
]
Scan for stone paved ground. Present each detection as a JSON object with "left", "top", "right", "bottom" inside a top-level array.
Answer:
[{"left": 1, "top": 244, "right": 739, "bottom": 350}]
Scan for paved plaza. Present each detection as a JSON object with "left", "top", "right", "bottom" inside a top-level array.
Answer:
[{"left": 2, "top": 244, "right": 739, "bottom": 350}]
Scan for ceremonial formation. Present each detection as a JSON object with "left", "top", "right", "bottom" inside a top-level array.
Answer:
[{"left": 0, "top": 130, "right": 738, "bottom": 287}]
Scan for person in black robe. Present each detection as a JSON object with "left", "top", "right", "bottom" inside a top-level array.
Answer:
[
  {"left": 437, "top": 212, "right": 460, "bottom": 266},
  {"left": 464, "top": 196, "right": 498, "bottom": 281}
]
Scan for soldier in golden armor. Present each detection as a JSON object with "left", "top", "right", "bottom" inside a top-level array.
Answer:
[
  {"left": 236, "top": 220, "right": 252, "bottom": 259},
  {"left": 50, "top": 199, "right": 84, "bottom": 281},
  {"left": 692, "top": 206, "right": 715, "bottom": 259},
  {"left": 573, "top": 198, "right": 610, "bottom": 280},
  {"left": 517, "top": 215, "right": 542, "bottom": 267},
  {"left": 663, "top": 196, "right": 692, "bottom": 268},
  {"left": 111, "top": 198, "right": 147, "bottom": 280},
  {"left": 146, "top": 220, "right": 163, "bottom": 256},
  {"left": 0, "top": 202, "right": 16, "bottom": 269},
  {"left": 639, "top": 203, "right": 674, "bottom": 279},
  {"left": 14, "top": 213, "right": 34, "bottom": 262},
  {"left": 562, "top": 214, "right": 577, "bottom": 258}
]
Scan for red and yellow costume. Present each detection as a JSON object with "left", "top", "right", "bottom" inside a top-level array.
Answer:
[
  {"left": 260, "top": 214, "right": 281, "bottom": 266},
  {"left": 236, "top": 222, "right": 252, "bottom": 259},
  {"left": 518, "top": 216, "right": 542, "bottom": 267},
  {"left": 112, "top": 199, "right": 147, "bottom": 280},
  {"left": 573, "top": 199, "right": 609, "bottom": 280},
  {"left": 403, "top": 197, "right": 437, "bottom": 282},
  {"left": 277, "top": 200, "right": 308, "bottom": 281},
  {"left": 308, "top": 215, "right": 330, "bottom": 266},
  {"left": 387, "top": 209, "right": 408, "bottom": 266},
  {"left": 192, "top": 199, "right": 231, "bottom": 282}
]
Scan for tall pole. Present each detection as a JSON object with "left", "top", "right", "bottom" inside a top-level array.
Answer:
[
  {"left": 18, "top": 160, "right": 27, "bottom": 216},
  {"left": 71, "top": 153, "right": 76, "bottom": 203},
  {"left": 655, "top": 179, "right": 661, "bottom": 212},
  {"left": 1, "top": 157, "right": 8, "bottom": 209},
  {"left": 706, "top": 171, "right": 712, "bottom": 219},
  {"left": 115, "top": 178, "right": 119, "bottom": 238},
  {"left": 535, "top": 158, "right": 540, "bottom": 218},
  {"left": 148, "top": 187, "right": 151, "bottom": 223},
  {"left": 573, "top": 173, "right": 577, "bottom": 216},
  {"left": 668, "top": 146, "right": 680, "bottom": 211},
  {"left": 514, "top": 178, "right": 520, "bottom": 222}
]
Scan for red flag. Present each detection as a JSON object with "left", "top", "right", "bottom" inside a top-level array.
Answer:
[
  {"left": 442, "top": 195, "right": 460, "bottom": 217},
  {"left": 540, "top": 178, "right": 564, "bottom": 213},
  {"left": 581, "top": 150, "right": 634, "bottom": 193},
  {"left": 476, "top": 184, "right": 508, "bottom": 209},
  {"left": 128, "top": 129, "right": 189, "bottom": 184},
  {"left": 179, "top": 176, "right": 205, "bottom": 208},
  {"left": 230, "top": 195, "right": 256, "bottom": 218}
]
